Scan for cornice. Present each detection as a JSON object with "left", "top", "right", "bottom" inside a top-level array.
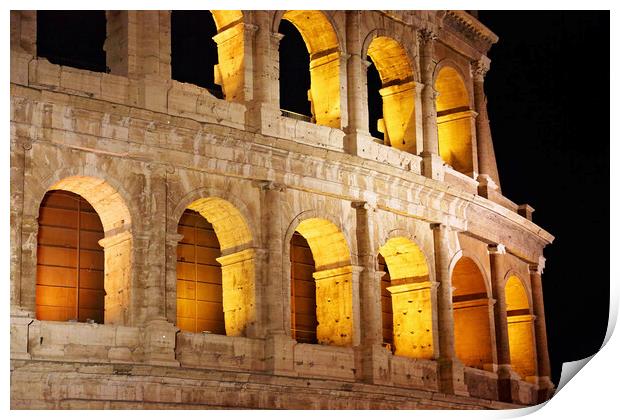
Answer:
[{"left": 444, "top": 10, "right": 499, "bottom": 54}]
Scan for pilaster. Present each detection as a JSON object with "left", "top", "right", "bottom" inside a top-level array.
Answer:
[
  {"left": 419, "top": 29, "right": 444, "bottom": 181},
  {"left": 472, "top": 57, "right": 501, "bottom": 191},
  {"left": 530, "top": 260, "right": 555, "bottom": 402},
  {"left": 254, "top": 180, "right": 296, "bottom": 374},
  {"left": 431, "top": 223, "right": 468, "bottom": 396},
  {"left": 489, "top": 244, "right": 520, "bottom": 403}
]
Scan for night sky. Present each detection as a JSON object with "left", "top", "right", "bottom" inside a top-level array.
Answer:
[
  {"left": 34, "top": 10, "right": 610, "bottom": 388},
  {"left": 478, "top": 11, "right": 610, "bottom": 385}
]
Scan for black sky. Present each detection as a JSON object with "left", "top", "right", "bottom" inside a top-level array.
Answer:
[{"left": 478, "top": 11, "right": 610, "bottom": 385}]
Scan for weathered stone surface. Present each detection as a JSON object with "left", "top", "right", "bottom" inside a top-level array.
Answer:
[{"left": 10, "top": 10, "right": 554, "bottom": 409}]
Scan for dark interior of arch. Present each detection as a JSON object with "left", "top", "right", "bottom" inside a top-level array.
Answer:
[
  {"left": 366, "top": 57, "right": 383, "bottom": 140},
  {"left": 36, "top": 11, "right": 107, "bottom": 73},
  {"left": 290, "top": 231, "right": 318, "bottom": 344},
  {"left": 377, "top": 253, "right": 394, "bottom": 351},
  {"left": 278, "top": 19, "right": 311, "bottom": 119},
  {"left": 36, "top": 190, "right": 105, "bottom": 323},
  {"left": 171, "top": 11, "right": 223, "bottom": 99}
]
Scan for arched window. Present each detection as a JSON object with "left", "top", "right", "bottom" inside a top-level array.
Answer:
[
  {"left": 290, "top": 218, "right": 352, "bottom": 346},
  {"left": 37, "top": 11, "right": 106, "bottom": 72},
  {"left": 278, "top": 11, "right": 342, "bottom": 128},
  {"left": 366, "top": 36, "right": 418, "bottom": 153},
  {"left": 34, "top": 176, "right": 132, "bottom": 325},
  {"left": 435, "top": 66, "right": 476, "bottom": 175},
  {"left": 378, "top": 237, "right": 433, "bottom": 359},
  {"left": 505, "top": 275, "right": 537, "bottom": 380},
  {"left": 36, "top": 190, "right": 105, "bottom": 323},
  {"left": 171, "top": 11, "right": 223, "bottom": 98},
  {"left": 279, "top": 20, "right": 312, "bottom": 121},
  {"left": 366, "top": 60, "right": 384, "bottom": 140},
  {"left": 175, "top": 197, "right": 255, "bottom": 337},
  {"left": 452, "top": 256, "right": 494, "bottom": 369},
  {"left": 176, "top": 209, "right": 225, "bottom": 334}
]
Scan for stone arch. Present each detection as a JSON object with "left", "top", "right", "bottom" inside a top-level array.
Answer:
[
  {"left": 283, "top": 209, "right": 355, "bottom": 268},
  {"left": 284, "top": 212, "right": 355, "bottom": 346},
  {"left": 170, "top": 188, "right": 255, "bottom": 252},
  {"left": 363, "top": 31, "right": 418, "bottom": 153},
  {"left": 172, "top": 194, "right": 256, "bottom": 337},
  {"left": 377, "top": 236, "right": 435, "bottom": 359},
  {"left": 505, "top": 274, "right": 537, "bottom": 380},
  {"left": 275, "top": 10, "right": 343, "bottom": 128},
  {"left": 171, "top": 10, "right": 248, "bottom": 101},
  {"left": 434, "top": 62, "right": 476, "bottom": 175},
  {"left": 209, "top": 10, "right": 249, "bottom": 102},
  {"left": 32, "top": 175, "right": 133, "bottom": 326},
  {"left": 450, "top": 255, "right": 495, "bottom": 370},
  {"left": 210, "top": 10, "right": 244, "bottom": 33}
]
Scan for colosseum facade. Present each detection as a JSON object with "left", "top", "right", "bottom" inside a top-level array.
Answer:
[{"left": 10, "top": 10, "right": 554, "bottom": 409}]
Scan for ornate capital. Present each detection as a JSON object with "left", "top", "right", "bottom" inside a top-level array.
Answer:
[
  {"left": 418, "top": 28, "right": 438, "bottom": 45},
  {"left": 430, "top": 222, "right": 448, "bottom": 232},
  {"left": 271, "top": 31, "right": 284, "bottom": 44},
  {"left": 351, "top": 200, "right": 375, "bottom": 211},
  {"left": 471, "top": 57, "right": 491, "bottom": 81},
  {"left": 20, "top": 137, "right": 33, "bottom": 150},
  {"left": 530, "top": 256, "right": 546, "bottom": 275},
  {"left": 488, "top": 243, "right": 506, "bottom": 255},
  {"left": 253, "top": 179, "right": 286, "bottom": 193}
]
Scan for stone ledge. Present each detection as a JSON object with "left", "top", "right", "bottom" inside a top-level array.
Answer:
[{"left": 10, "top": 359, "right": 527, "bottom": 410}]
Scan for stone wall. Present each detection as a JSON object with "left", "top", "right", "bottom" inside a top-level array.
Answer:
[{"left": 10, "top": 10, "right": 554, "bottom": 409}]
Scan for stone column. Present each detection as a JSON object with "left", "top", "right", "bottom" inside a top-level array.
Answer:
[
  {"left": 10, "top": 11, "right": 36, "bottom": 55},
  {"left": 98, "top": 230, "right": 132, "bottom": 325},
  {"left": 255, "top": 181, "right": 295, "bottom": 374},
  {"left": 164, "top": 232, "right": 184, "bottom": 325},
  {"left": 343, "top": 11, "right": 372, "bottom": 155},
  {"left": 489, "top": 244, "right": 518, "bottom": 403},
  {"left": 10, "top": 11, "right": 36, "bottom": 85},
  {"left": 314, "top": 265, "right": 356, "bottom": 347},
  {"left": 246, "top": 12, "right": 282, "bottom": 132},
  {"left": 212, "top": 22, "right": 258, "bottom": 102},
  {"left": 431, "top": 223, "right": 468, "bottom": 396},
  {"left": 530, "top": 260, "right": 555, "bottom": 402},
  {"left": 351, "top": 202, "right": 390, "bottom": 384},
  {"left": 419, "top": 29, "right": 444, "bottom": 181},
  {"left": 388, "top": 281, "right": 437, "bottom": 359},
  {"left": 11, "top": 137, "right": 34, "bottom": 357},
  {"left": 19, "top": 215, "right": 39, "bottom": 317},
  {"left": 141, "top": 164, "right": 179, "bottom": 366},
  {"left": 125, "top": 11, "right": 171, "bottom": 113},
  {"left": 104, "top": 11, "right": 129, "bottom": 76},
  {"left": 472, "top": 57, "right": 502, "bottom": 193}
]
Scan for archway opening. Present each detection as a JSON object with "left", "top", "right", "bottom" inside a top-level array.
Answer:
[
  {"left": 35, "top": 176, "right": 132, "bottom": 325},
  {"left": 452, "top": 256, "right": 494, "bottom": 369},
  {"left": 278, "top": 19, "right": 311, "bottom": 120},
  {"left": 505, "top": 275, "right": 537, "bottom": 380},
  {"left": 176, "top": 209, "right": 225, "bottom": 334},
  {"left": 37, "top": 11, "right": 106, "bottom": 72},
  {"left": 290, "top": 218, "right": 353, "bottom": 346},
  {"left": 366, "top": 36, "right": 417, "bottom": 153},
  {"left": 435, "top": 66, "right": 475, "bottom": 174},
  {"left": 279, "top": 11, "right": 341, "bottom": 128},
  {"left": 171, "top": 10, "right": 223, "bottom": 98},
  {"left": 378, "top": 237, "right": 433, "bottom": 358},
  {"left": 176, "top": 197, "right": 255, "bottom": 337},
  {"left": 290, "top": 231, "right": 318, "bottom": 344},
  {"left": 36, "top": 190, "right": 105, "bottom": 323}
]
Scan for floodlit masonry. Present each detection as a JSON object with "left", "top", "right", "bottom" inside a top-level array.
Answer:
[{"left": 10, "top": 10, "right": 554, "bottom": 409}]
